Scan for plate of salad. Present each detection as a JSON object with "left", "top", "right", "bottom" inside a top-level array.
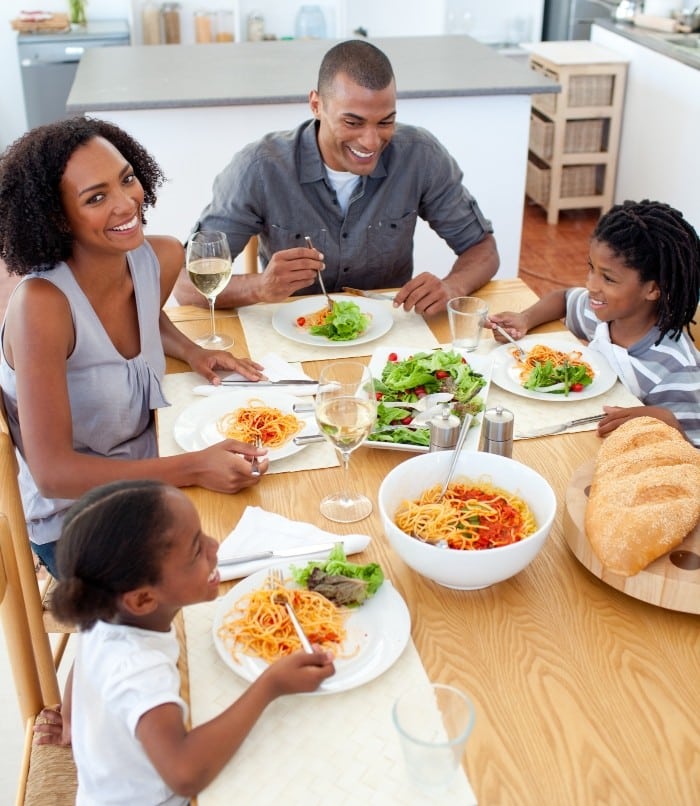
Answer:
[
  {"left": 366, "top": 346, "right": 491, "bottom": 453},
  {"left": 272, "top": 295, "right": 393, "bottom": 347},
  {"left": 490, "top": 337, "right": 616, "bottom": 401}
]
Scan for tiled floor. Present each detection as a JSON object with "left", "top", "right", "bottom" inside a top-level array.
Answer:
[{"left": 0, "top": 201, "right": 598, "bottom": 799}]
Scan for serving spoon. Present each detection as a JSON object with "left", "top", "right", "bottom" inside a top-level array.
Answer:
[{"left": 436, "top": 413, "right": 474, "bottom": 501}]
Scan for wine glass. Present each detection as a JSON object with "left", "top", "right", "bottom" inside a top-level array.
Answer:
[
  {"left": 186, "top": 230, "right": 233, "bottom": 349},
  {"left": 315, "top": 362, "right": 377, "bottom": 522}
]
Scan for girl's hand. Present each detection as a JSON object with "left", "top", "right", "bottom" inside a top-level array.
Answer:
[
  {"left": 194, "top": 439, "right": 269, "bottom": 492},
  {"left": 263, "top": 648, "right": 336, "bottom": 696},
  {"left": 485, "top": 312, "right": 529, "bottom": 342},
  {"left": 33, "top": 705, "right": 71, "bottom": 746},
  {"left": 598, "top": 405, "right": 686, "bottom": 438},
  {"left": 188, "top": 347, "right": 265, "bottom": 385}
]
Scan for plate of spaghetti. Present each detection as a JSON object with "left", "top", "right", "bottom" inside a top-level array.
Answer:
[
  {"left": 212, "top": 565, "right": 411, "bottom": 694},
  {"left": 272, "top": 295, "right": 393, "bottom": 347},
  {"left": 394, "top": 479, "right": 538, "bottom": 551},
  {"left": 490, "top": 337, "right": 616, "bottom": 401},
  {"left": 173, "top": 390, "right": 315, "bottom": 460}
]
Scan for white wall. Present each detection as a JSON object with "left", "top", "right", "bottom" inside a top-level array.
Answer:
[{"left": 0, "top": 1, "right": 132, "bottom": 150}]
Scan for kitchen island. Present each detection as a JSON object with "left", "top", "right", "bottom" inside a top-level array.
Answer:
[{"left": 67, "top": 36, "right": 557, "bottom": 277}]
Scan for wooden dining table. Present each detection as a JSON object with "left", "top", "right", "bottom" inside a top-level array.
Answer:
[{"left": 164, "top": 279, "right": 699, "bottom": 806}]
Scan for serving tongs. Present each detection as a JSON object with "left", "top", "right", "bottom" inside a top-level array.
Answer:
[{"left": 305, "top": 235, "right": 333, "bottom": 312}]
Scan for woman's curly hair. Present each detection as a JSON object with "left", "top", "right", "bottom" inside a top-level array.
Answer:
[
  {"left": 592, "top": 199, "right": 700, "bottom": 342},
  {"left": 0, "top": 117, "right": 164, "bottom": 275}
]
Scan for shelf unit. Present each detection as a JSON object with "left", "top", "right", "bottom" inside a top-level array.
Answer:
[{"left": 524, "top": 41, "right": 628, "bottom": 225}]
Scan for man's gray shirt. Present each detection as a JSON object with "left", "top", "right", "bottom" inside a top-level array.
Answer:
[{"left": 194, "top": 119, "right": 493, "bottom": 293}]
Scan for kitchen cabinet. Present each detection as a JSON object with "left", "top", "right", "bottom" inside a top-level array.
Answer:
[{"left": 524, "top": 41, "right": 627, "bottom": 225}]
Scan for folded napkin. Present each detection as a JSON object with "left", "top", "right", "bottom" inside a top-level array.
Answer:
[
  {"left": 193, "top": 352, "right": 317, "bottom": 396},
  {"left": 217, "top": 506, "right": 371, "bottom": 580}
]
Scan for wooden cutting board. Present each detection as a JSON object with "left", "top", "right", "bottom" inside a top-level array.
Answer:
[{"left": 564, "top": 459, "right": 700, "bottom": 614}]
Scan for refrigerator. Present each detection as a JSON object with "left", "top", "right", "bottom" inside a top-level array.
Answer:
[{"left": 542, "top": 0, "right": 619, "bottom": 40}]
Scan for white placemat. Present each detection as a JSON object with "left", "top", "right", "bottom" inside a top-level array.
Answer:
[
  {"left": 238, "top": 301, "right": 439, "bottom": 363},
  {"left": 183, "top": 600, "right": 477, "bottom": 805},
  {"left": 158, "top": 372, "right": 339, "bottom": 473}
]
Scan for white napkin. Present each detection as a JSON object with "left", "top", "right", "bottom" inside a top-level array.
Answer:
[
  {"left": 193, "top": 353, "right": 317, "bottom": 396},
  {"left": 217, "top": 506, "right": 371, "bottom": 581}
]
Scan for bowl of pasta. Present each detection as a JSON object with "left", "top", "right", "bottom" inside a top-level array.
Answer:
[{"left": 378, "top": 451, "right": 556, "bottom": 590}]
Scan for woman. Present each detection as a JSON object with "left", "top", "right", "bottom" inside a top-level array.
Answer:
[{"left": 0, "top": 117, "right": 268, "bottom": 576}]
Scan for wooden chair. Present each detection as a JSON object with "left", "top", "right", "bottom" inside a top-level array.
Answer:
[
  {"left": 0, "top": 404, "right": 74, "bottom": 687},
  {"left": 0, "top": 514, "right": 77, "bottom": 804},
  {"left": 242, "top": 235, "right": 259, "bottom": 274}
]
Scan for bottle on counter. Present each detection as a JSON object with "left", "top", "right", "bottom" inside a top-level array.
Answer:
[
  {"left": 194, "top": 10, "right": 214, "bottom": 43},
  {"left": 247, "top": 10, "right": 265, "bottom": 41},
  {"left": 142, "top": 1, "right": 162, "bottom": 44},
  {"left": 216, "top": 10, "right": 235, "bottom": 42},
  {"left": 161, "top": 2, "right": 182, "bottom": 44},
  {"left": 295, "top": 5, "right": 327, "bottom": 38}
]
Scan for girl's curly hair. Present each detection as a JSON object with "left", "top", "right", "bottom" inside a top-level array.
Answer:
[
  {"left": 0, "top": 117, "right": 164, "bottom": 275},
  {"left": 592, "top": 199, "right": 700, "bottom": 342}
]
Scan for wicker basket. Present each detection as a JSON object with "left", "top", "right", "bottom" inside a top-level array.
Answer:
[
  {"left": 526, "top": 157, "right": 598, "bottom": 207},
  {"left": 529, "top": 113, "right": 605, "bottom": 160},
  {"left": 530, "top": 60, "right": 615, "bottom": 113}
]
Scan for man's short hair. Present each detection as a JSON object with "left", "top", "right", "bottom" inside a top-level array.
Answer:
[{"left": 318, "top": 40, "right": 394, "bottom": 97}]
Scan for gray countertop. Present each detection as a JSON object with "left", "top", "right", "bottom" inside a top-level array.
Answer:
[
  {"left": 594, "top": 19, "right": 700, "bottom": 70},
  {"left": 67, "top": 35, "right": 558, "bottom": 113}
]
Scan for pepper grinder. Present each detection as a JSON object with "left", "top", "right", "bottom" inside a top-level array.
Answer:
[
  {"left": 428, "top": 406, "right": 461, "bottom": 452},
  {"left": 480, "top": 406, "right": 514, "bottom": 457}
]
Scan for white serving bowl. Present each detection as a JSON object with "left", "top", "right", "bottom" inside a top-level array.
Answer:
[{"left": 378, "top": 450, "right": 556, "bottom": 590}]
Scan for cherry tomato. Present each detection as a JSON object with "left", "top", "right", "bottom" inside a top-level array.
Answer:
[
  {"left": 375, "top": 392, "right": 383, "bottom": 401},
  {"left": 571, "top": 382, "right": 585, "bottom": 392},
  {"left": 414, "top": 386, "right": 426, "bottom": 397},
  {"left": 387, "top": 352, "right": 398, "bottom": 362},
  {"left": 296, "top": 316, "right": 306, "bottom": 327},
  {"left": 461, "top": 356, "right": 467, "bottom": 363},
  {"left": 435, "top": 370, "right": 449, "bottom": 379},
  {"left": 400, "top": 416, "right": 413, "bottom": 425}
]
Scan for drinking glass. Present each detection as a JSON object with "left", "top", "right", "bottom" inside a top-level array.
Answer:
[
  {"left": 186, "top": 230, "right": 233, "bottom": 349},
  {"left": 314, "top": 362, "right": 377, "bottom": 522}
]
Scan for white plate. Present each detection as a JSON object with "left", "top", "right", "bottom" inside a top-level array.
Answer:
[
  {"left": 272, "top": 295, "right": 393, "bottom": 347},
  {"left": 366, "top": 345, "right": 493, "bottom": 453},
  {"left": 490, "top": 337, "right": 617, "bottom": 401},
  {"left": 173, "top": 390, "right": 316, "bottom": 460},
  {"left": 212, "top": 565, "right": 411, "bottom": 695}
]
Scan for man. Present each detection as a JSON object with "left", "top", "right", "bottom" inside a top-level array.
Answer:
[{"left": 174, "top": 39, "right": 499, "bottom": 316}]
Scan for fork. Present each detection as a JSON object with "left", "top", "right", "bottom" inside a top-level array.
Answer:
[
  {"left": 250, "top": 435, "right": 262, "bottom": 477},
  {"left": 305, "top": 235, "right": 333, "bottom": 312},
  {"left": 490, "top": 321, "right": 526, "bottom": 361},
  {"left": 267, "top": 568, "right": 314, "bottom": 653}
]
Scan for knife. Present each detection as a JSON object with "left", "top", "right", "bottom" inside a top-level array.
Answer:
[
  {"left": 219, "top": 379, "right": 317, "bottom": 387},
  {"left": 218, "top": 541, "right": 340, "bottom": 567},
  {"left": 516, "top": 413, "right": 605, "bottom": 439},
  {"left": 342, "top": 287, "right": 395, "bottom": 301}
]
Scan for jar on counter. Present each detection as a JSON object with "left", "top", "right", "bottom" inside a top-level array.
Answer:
[
  {"left": 216, "top": 10, "right": 235, "bottom": 42},
  {"left": 161, "top": 2, "right": 181, "bottom": 45},
  {"left": 194, "top": 10, "right": 214, "bottom": 43},
  {"left": 247, "top": 11, "right": 265, "bottom": 41},
  {"left": 295, "top": 5, "right": 327, "bottom": 39},
  {"left": 141, "top": 1, "right": 162, "bottom": 45}
]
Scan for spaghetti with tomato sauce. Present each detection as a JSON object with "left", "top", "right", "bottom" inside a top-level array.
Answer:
[{"left": 395, "top": 479, "right": 537, "bottom": 550}]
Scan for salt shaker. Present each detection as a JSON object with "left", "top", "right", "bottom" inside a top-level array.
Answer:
[
  {"left": 428, "top": 406, "right": 461, "bottom": 452},
  {"left": 480, "top": 406, "right": 514, "bottom": 457}
]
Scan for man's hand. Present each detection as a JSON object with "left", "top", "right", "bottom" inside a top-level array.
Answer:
[
  {"left": 257, "top": 246, "right": 325, "bottom": 302},
  {"left": 393, "top": 273, "right": 454, "bottom": 316}
]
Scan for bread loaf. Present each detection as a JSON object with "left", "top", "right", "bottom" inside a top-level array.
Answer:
[{"left": 585, "top": 417, "right": 700, "bottom": 576}]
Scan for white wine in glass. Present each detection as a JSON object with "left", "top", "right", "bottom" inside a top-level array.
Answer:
[
  {"left": 315, "top": 362, "right": 377, "bottom": 522},
  {"left": 186, "top": 230, "right": 233, "bottom": 349}
]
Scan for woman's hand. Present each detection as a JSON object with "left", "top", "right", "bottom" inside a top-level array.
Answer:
[
  {"left": 194, "top": 439, "right": 269, "bottom": 492},
  {"left": 188, "top": 347, "right": 265, "bottom": 385}
]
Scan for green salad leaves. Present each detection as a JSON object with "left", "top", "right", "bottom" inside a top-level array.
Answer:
[
  {"left": 309, "top": 300, "right": 370, "bottom": 341},
  {"left": 291, "top": 543, "right": 384, "bottom": 607},
  {"left": 523, "top": 360, "right": 593, "bottom": 395},
  {"left": 369, "top": 349, "right": 486, "bottom": 446}
]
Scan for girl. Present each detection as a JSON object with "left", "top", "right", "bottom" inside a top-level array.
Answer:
[
  {"left": 488, "top": 200, "right": 700, "bottom": 446},
  {"left": 0, "top": 118, "right": 269, "bottom": 577},
  {"left": 37, "top": 480, "right": 335, "bottom": 804}
]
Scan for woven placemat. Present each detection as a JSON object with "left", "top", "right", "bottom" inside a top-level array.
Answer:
[
  {"left": 157, "top": 373, "right": 339, "bottom": 473},
  {"left": 238, "top": 303, "right": 439, "bottom": 364},
  {"left": 183, "top": 601, "right": 477, "bottom": 805}
]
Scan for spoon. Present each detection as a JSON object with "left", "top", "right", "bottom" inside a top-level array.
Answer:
[{"left": 436, "top": 413, "right": 473, "bottom": 501}]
